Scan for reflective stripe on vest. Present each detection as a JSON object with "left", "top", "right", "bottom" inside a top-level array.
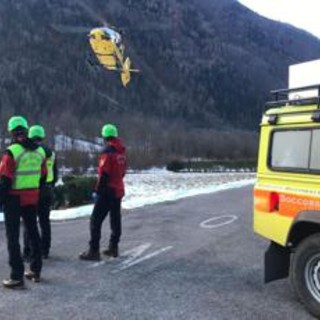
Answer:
[
  {"left": 46, "top": 151, "right": 55, "bottom": 183},
  {"left": 8, "top": 144, "right": 46, "bottom": 190}
]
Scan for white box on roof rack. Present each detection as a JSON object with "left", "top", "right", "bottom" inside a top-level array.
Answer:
[{"left": 289, "top": 59, "right": 320, "bottom": 100}]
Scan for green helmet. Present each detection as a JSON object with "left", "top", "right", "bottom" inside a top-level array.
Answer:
[
  {"left": 28, "top": 125, "right": 45, "bottom": 139},
  {"left": 8, "top": 116, "right": 29, "bottom": 132},
  {"left": 101, "top": 124, "right": 118, "bottom": 138}
]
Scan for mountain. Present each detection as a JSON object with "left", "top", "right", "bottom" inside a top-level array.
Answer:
[{"left": 0, "top": 0, "right": 319, "bottom": 135}]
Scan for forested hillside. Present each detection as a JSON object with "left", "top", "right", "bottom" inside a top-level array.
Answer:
[{"left": 0, "top": 0, "right": 319, "bottom": 166}]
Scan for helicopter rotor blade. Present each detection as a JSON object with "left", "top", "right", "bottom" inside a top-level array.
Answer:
[
  {"left": 50, "top": 24, "right": 92, "bottom": 34},
  {"left": 75, "top": 0, "right": 112, "bottom": 28}
]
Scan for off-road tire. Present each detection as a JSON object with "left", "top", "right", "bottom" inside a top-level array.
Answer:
[{"left": 290, "top": 233, "right": 320, "bottom": 318}]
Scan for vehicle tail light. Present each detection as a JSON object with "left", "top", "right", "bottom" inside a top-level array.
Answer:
[
  {"left": 269, "top": 192, "right": 279, "bottom": 212},
  {"left": 254, "top": 189, "right": 279, "bottom": 213}
]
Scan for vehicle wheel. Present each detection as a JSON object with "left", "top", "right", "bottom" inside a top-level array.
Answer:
[{"left": 290, "top": 233, "right": 320, "bottom": 318}]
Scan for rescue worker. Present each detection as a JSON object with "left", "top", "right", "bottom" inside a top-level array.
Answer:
[
  {"left": 79, "top": 124, "right": 126, "bottom": 261},
  {"left": 0, "top": 116, "right": 47, "bottom": 288},
  {"left": 23, "top": 125, "right": 58, "bottom": 260}
]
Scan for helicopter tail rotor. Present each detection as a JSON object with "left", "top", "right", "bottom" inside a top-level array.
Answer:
[{"left": 121, "top": 57, "right": 131, "bottom": 87}]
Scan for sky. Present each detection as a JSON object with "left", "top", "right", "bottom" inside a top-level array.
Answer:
[{"left": 238, "top": 0, "right": 320, "bottom": 39}]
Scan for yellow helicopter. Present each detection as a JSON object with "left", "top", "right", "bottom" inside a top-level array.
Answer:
[
  {"left": 50, "top": 0, "right": 139, "bottom": 87},
  {"left": 88, "top": 26, "right": 139, "bottom": 87}
]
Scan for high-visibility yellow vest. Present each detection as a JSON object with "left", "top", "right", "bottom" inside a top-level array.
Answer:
[
  {"left": 8, "top": 144, "right": 46, "bottom": 190},
  {"left": 46, "top": 151, "right": 55, "bottom": 184}
]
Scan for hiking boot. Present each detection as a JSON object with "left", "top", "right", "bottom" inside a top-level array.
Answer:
[
  {"left": 2, "top": 278, "right": 25, "bottom": 289},
  {"left": 24, "top": 271, "right": 41, "bottom": 283},
  {"left": 79, "top": 250, "right": 101, "bottom": 261},
  {"left": 102, "top": 247, "right": 118, "bottom": 258}
]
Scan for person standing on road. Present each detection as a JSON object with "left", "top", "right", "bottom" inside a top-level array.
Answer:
[
  {"left": 79, "top": 124, "right": 126, "bottom": 261},
  {"left": 23, "top": 125, "right": 58, "bottom": 260},
  {"left": 0, "top": 116, "right": 47, "bottom": 288}
]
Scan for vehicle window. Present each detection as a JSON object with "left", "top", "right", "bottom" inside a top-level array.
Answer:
[
  {"left": 271, "top": 130, "right": 311, "bottom": 169},
  {"left": 310, "top": 129, "right": 320, "bottom": 170}
]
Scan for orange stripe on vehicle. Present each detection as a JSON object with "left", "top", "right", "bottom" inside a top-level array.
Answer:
[
  {"left": 254, "top": 188, "right": 320, "bottom": 218},
  {"left": 279, "top": 193, "right": 320, "bottom": 218}
]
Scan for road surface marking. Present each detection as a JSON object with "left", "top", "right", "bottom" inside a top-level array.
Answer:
[
  {"left": 200, "top": 215, "right": 238, "bottom": 229},
  {"left": 88, "top": 243, "right": 173, "bottom": 271},
  {"left": 120, "top": 243, "right": 152, "bottom": 268},
  {"left": 88, "top": 244, "right": 152, "bottom": 269},
  {"left": 88, "top": 261, "right": 106, "bottom": 268},
  {"left": 118, "top": 246, "right": 173, "bottom": 271}
]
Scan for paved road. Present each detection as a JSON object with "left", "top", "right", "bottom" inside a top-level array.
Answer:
[{"left": 0, "top": 187, "right": 314, "bottom": 320}]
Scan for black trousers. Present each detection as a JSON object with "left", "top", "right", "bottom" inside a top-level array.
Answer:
[
  {"left": 24, "top": 186, "right": 53, "bottom": 256},
  {"left": 4, "top": 195, "right": 42, "bottom": 280},
  {"left": 89, "top": 195, "right": 122, "bottom": 252}
]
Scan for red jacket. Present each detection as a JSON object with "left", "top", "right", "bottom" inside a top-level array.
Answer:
[
  {"left": 0, "top": 139, "right": 47, "bottom": 206},
  {"left": 96, "top": 138, "right": 126, "bottom": 199}
]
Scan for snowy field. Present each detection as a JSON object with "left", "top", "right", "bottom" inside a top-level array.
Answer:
[{"left": 0, "top": 171, "right": 256, "bottom": 222}]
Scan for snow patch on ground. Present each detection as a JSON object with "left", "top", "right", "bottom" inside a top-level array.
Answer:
[{"left": 0, "top": 172, "right": 255, "bottom": 222}]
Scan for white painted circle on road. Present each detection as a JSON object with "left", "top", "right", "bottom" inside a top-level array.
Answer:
[{"left": 200, "top": 215, "right": 238, "bottom": 229}]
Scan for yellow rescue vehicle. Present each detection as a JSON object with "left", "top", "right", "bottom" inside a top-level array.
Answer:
[{"left": 254, "top": 68, "right": 320, "bottom": 316}]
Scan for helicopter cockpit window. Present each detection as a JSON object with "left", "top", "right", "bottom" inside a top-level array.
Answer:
[{"left": 101, "top": 33, "right": 111, "bottom": 40}]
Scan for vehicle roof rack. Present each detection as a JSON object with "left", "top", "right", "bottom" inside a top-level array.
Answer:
[{"left": 266, "top": 84, "right": 320, "bottom": 108}]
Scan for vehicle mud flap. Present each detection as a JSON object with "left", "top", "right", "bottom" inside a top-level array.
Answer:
[{"left": 264, "top": 241, "right": 290, "bottom": 283}]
